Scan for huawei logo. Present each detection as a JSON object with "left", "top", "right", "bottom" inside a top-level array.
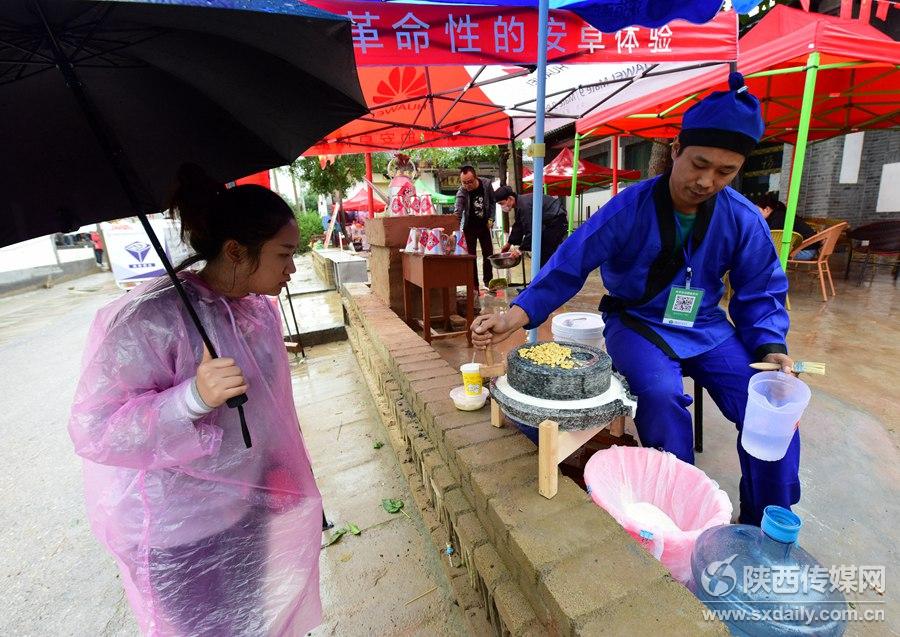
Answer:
[{"left": 373, "top": 67, "right": 427, "bottom": 105}]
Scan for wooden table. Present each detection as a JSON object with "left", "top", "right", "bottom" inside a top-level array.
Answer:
[{"left": 402, "top": 252, "right": 475, "bottom": 345}]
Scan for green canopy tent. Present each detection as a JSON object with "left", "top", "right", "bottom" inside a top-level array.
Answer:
[{"left": 414, "top": 179, "right": 454, "bottom": 206}]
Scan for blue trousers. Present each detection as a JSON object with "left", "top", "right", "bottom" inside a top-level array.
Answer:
[{"left": 606, "top": 327, "right": 801, "bottom": 526}]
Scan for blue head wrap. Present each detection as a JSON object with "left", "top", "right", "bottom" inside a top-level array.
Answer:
[{"left": 679, "top": 72, "right": 765, "bottom": 157}]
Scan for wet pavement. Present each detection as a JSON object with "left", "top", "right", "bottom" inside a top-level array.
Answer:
[
  {"left": 0, "top": 257, "right": 465, "bottom": 636},
  {"left": 294, "top": 341, "right": 468, "bottom": 636},
  {"left": 277, "top": 254, "right": 345, "bottom": 340},
  {"left": 0, "top": 272, "right": 135, "bottom": 636}
]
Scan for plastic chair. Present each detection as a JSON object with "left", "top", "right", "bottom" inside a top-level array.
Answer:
[
  {"left": 722, "top": 231, "right": 802, "bottom": 308},
  {"left": 787, "top": 222, "right": 849, "bottom": 302},
  {"left": 771, "top": 229, "right": 803, "bottom": 256}
]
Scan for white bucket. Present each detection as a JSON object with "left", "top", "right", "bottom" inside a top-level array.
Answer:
[{"left": 551, "top": 312, "right": 605, "bottom": 350}]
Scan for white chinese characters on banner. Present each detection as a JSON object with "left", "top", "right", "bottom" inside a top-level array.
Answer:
[
  {"left": 445, "top": 14, "right": 481, "bottom": 53},
  {"left": 393, "top": 12, "right": 430, "bottom": 54},
  {"left": 493, "top": 16, "right": 525, "bottom": 54},
  {"left": 547, "top": 17, "right": 567, "bottom": 53},
  {"left": 578, "top": 26, "right": 604, "bottom": 52},
  {"left": 347, "top": 11, "right": 383, "bottom": 54},
  {"left": 650, "top": 25, "right": 673, "bottom": 53},
  {"left": 616, "top": 27, "right": 640, "bottom": 54}
]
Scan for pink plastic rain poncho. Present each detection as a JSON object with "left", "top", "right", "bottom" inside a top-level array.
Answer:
[{"left": 69, "top": 272, "right": 322, "bottom": 636}]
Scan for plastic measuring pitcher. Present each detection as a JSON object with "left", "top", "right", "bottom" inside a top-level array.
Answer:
[{"left": 741, "top": 371, "right": 811, "bottom": 461}]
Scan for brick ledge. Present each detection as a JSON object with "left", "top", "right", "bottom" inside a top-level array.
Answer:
[{"left": 342, "top": 282, "right": 727, "bottom": 637}]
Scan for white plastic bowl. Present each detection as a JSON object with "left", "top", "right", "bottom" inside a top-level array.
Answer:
[{"left": 450, "top": 386, "right": 488, "bottom": 411}]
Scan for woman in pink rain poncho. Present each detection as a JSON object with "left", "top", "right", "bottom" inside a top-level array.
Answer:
[{"left": 69, "top": 165, "right": 322, "bottom": 636}]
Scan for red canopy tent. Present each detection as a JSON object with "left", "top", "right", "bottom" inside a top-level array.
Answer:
[
  {"left": 303, "top": 0, "right": 739, "bottom": 156},
  {"left": 522, "top": 147, "right": 640, "bottom": 195},
  {"left": 301, "top": 0, "right": 739, "bottom": 222},
  {"left": 306, "top": 65, "right": 513, "bottom": 155},
  {"left": 234, "top": 171, "right": 271, "bottom": 188},
  {"left": 576, "top": 5, "right": 900, "bottom": 143},
  {"left": 340, "top": 184, "right": 387, "bottom": 212},
  {"left": 574, "top": 5, "right": 900, "bottom": 264}
]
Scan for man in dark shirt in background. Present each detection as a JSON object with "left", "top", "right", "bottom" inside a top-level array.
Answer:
[
  {"left": 454, "top": 165, "right": 496, "bottom": 289},
  {"left": 494, "top": 185, "right": 568, "bottom": 268}
]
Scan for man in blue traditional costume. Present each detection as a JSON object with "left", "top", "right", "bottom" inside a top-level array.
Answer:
[{"left": 472, "top": 74, "right": 797, "bottom": 526}]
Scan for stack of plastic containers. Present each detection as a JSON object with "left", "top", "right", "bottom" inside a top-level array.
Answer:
[{"left": 551, "top": 312, "right": 605, "bottom": 350}]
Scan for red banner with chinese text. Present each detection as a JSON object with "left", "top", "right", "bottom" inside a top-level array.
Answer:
[{"left": 309, "top": 1, "right": 737, "bottom": 66}]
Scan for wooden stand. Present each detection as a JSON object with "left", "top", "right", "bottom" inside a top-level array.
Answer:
[
  {"left": 402, "top": 252, "right": 475, "bottom": 345},
  {"left": 367, "top": 216, "right": 459, "bottom": 317},
  {"left": 490, "top": 405, "right": 631, "bottom": 499},
  {"left": 487, "top": 348, "right": 634, "bottom": 499}
]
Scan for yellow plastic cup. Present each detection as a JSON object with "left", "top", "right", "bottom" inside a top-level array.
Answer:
[{"left": 460, "top": 363, "right": 483, "bottom": 397}]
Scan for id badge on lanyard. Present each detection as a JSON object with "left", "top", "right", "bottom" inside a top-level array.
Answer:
[{"left": 662, "top": 214, "right": 704, "bottom": 327}]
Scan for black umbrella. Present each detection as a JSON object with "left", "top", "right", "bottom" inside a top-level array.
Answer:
[{"left": 1, "top": 0, "right": 368, "bottom": 446}]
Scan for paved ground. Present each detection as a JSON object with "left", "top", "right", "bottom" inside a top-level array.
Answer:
[
  {"left": 297, "top": 342, "right": 467, "bottom": 636},
  {"left": 0, "top": 272, "right": 134, "bottom": 637},
  {"left": 0, "top": 258, "right": 464, "bottom": 636}
]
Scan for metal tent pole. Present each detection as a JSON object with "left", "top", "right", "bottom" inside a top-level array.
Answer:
[
  {"left": 612, "top": 135, "right": 620, "bottom": 195},
  {"left": 781, "top": 52, "right": 820, "bottom": 268},
  {"left": 567, "top": 134, "right": 581, "bottom": 235},
  {"left": 527, "top": 0, "right": 550, "bottom": 344}
]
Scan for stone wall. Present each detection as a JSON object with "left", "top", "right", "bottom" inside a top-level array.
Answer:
[
  {"left": 782, "top": 131, "right": 900, "bottom": 227},
  {"left": 342, "top": 282, "right": 727, "bottom": 637}
]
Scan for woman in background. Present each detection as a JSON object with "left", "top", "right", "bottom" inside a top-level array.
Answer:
[{"left": 756, "top": 192, "right": 817, "bottom": 260}]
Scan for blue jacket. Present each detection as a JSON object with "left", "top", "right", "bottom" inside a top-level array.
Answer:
[{"left": 512, "top": 175, "right": 789, "bottom": 360}]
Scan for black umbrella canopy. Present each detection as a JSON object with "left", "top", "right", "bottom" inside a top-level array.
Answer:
[{"left": 1, "top": 0, "right": 368, "bottom": 247}]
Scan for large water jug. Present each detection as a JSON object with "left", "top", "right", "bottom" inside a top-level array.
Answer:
[
  {"left": 742, "top": 372, "right": 810, "bottom": 461},
  {"left": 691, "top": 506, "right": 846, "bottom": 636}
]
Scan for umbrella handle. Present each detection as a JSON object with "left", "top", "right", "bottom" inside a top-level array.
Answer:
[
  {"left": 227, "top": 398, "right": 252, "bottom": 448},
  {"left": 135, "top": 217, "right": 252, "bottom": 448}
]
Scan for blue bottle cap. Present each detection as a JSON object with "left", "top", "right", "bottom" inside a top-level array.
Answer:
[{"left": 761, "top": 505, "right": 801, "bottom": 544}]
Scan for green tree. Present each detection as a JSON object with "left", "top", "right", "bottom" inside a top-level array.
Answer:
[
  {"left": 415, "top": 146, "right": 503, "bottom": 170},
  {"left": 295, "top": 155, "right": 364, "bottom": 199},
  {"left": 293, "top": 153, "right": 390, "bottom": 198},
  {"left": 295, "top": 211, "right": 324, "bottom": 254}
]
